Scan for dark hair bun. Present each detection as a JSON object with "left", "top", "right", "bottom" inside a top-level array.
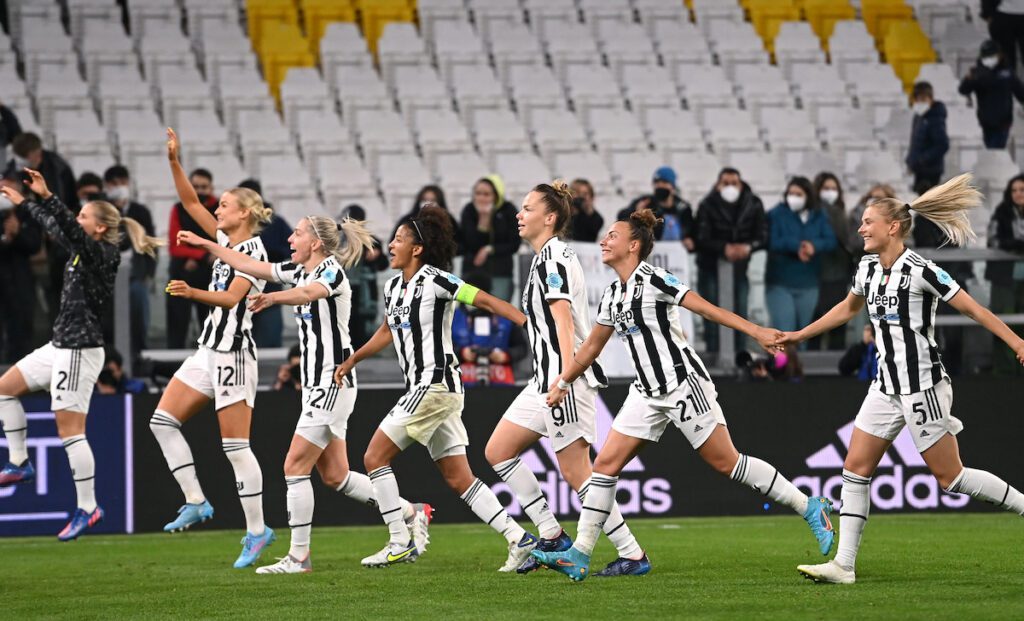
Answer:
[{"left": 630, "top": 208, "right": 662, "bottom": 231}]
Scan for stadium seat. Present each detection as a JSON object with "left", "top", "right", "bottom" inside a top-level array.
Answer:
[
  {"left": 933, "top": 20, "right": 986, "bottom": 77},
  {"left": 412, "top": 108, "right": 474, "bottom": 174},
  {"left": 703, "top": 107, "right": 765, "bottom": 156},
  {"left": 301, "top": 0, "right": 356, "bottom": 54},
  {"left": 524, "top": 0, "right": 579, "bottom": 42},
  {"left": 319, "top": 22, "right": 374, "bottom": 85},
  {"left": 432, "top": 21, "right": 488, "bottom": 84},
  {"left": 488, "top": 22, "right": 546, "bottom": 87},
  {"left": 469, "top": 108, "right": 533, "bottom": 166},
  {"left": 494, "top": 151, "right": 553, "bottom": 204},
  {"left": 449, "top": 64, "right": 509, "bottom": 119},
  {"left": 280, "top": 68, "right": 334, "bottom": 134},
  {"left": 317, "top": 153, "right": 378, "bottom": 211},
  {"left": 642, "top": 108, "right": 707, "bottom": 159},
  {"left": 360, "top": 0, "right": 416, "bottom": 55},
  {"left": 759, "top": 107, "right": 821, "bottom": 154},
  {"left": 467, "top": 0, "right": 525, "bottom": 43},
  {"left": 861, "top": 0, "right": 915, "bottom": 44},
  {"left": 669, "top": 150, "right": 725, "bottom": 203},
  {"left": 585, "top": 108, "right": 649, "bottom": 157},
  {"left": 915, "top": 63, "right": 967, "bottom": 107},
  {"left": 348, "top": 108, "right": 417, "bottom": 175},
  {"left": 734, "top": 64, "right": 794, "bottom": 117},
  {"left": 802, "top": 0, "right": 856, "bottom": 45},
  {"left": 882, "top": 21, "right": 938, "bottom": 91},
  {"left": 377, "top": 153, "right": 433, "bottom": 215},
  {"left": 543, "top": 21, "right": 601, "bottom": 81},
  {"left": 377, "top": 22, "right": 428, "bottom": 91},
  {"left": 332, "top": 65, "right": 391, "bottom": 118},
  {"left": 635, "top": 0, "right": 690, "bottom": 32},
  {"left": 392, "top": 65, "right": 453, "bottom": 125},
  {"left": 246, "top": 0, "right": 300, "bottom": 53},
  {"left": 790, "top": 63, "right": 851, "bottom": 118},
  {"left": 580, "top": 0, "right": 634, "bottom": 26},
  {"left": 773, "top": 22, "right": 827, "bottom": 79},
  {"left": 528, "top": 108, "right": 592, "bottom": 164},
  {"left": 652, "top": 20, "right": 713, "bottom": 73},
  {"left": 598, "top": 21, "right": 658, "bottom": 82},
  {"left": 128, "top": 1, "right": 181, "bottom": 44},
  {"left": 691, "top": 0, "right": 745, "bottom": 36},
  {"left": 552, "top": 151, "right": 616, "bottom": 197},
  {"left": 507, "top": 64, "right": 568, "bottom": 126},
  {"left": 565, "top": 64, "right": 626, "bottom": 127},
  {"left": 418, "top": 0, "right": 468, "bottom": 45},
  {"left": 725, "top": 151, "right": 786, "bottom": 198},
  {"left": 675, "top": 64, "right": 737, "bottom": 113},
  {"left": 257, "top": 22, "right": 317, "bottom": 100},
  {"left": 828, "top": 20, "right": 879, "bottom": 76},
  {"left": 609, "top": 151, "right": 664, "bottom": 197},
  {"left": 620, "top": 65, "right": 681, "bottom": 118},
  {"left": 817, "top": 107, "right": 882, "bottom": 156},
  {"left": 842, "top": 63, "right": 907, "bottom": 120},
  {"left": 746, "top": 0, "right": 800, "bottom": 54},
  {"left": 435, "top": 152, "right": 491, "bottom": 206},
  {"left": 706, "top": 21, "right": 770, "bottom": 79}
]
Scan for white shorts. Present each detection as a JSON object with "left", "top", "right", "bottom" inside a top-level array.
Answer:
[
  {"left": 16, "top": 342, "right": 104, "bottom": 414},
  {"left": 502, "top": 379, "right": 597, "bottom": 452},
  {"left": 294, "top": 384, "right": 357, "bottom": 448},
  {"left": 173, "top": 347, "right": 258, "bottom": 410},
  {"left": 612, "top": 376, "right": 727, "bottom": 449},
  {"left": 855, "top": 380, "right": 961, "bottom": 453},
  {"left": 379, "top": 384, "right": 468, "bottom": 461}
]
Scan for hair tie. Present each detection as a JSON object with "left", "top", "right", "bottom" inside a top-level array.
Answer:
[
  {"left": 904, "top": 203, "right": 913, "bottom": 212},
  {"left": 336, "top": 222, "right": 343, "bottom": 231}
]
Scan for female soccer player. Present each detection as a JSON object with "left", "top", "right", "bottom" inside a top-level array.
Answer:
[
  {"left": 178, "top": 216, "right": 433, "bottom": 574},
  {"left": 484, "top": 181, "right": 647, "bottom": 576},
  {"left": 149, "top": 128, "right": 274, "bottom": 569},
  {"left": 780, "top": 174, "right": 1024, "bottom": 584},
  {"left": 333, "top": 204, "right": 539, "bottom": 569},
  {"left": 0, "top": 169, "right": 162, "bottom": 540},
  {"left": 532, "top": 209, "right": 836, "bottom": 581}
]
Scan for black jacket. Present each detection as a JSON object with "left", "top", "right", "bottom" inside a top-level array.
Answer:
[
  {"left": 958, "top": 62, "right": 1024, "bottom": 129},
  {"left": 259, "top": 211, "right": 291, "bottom": 294},
  {"left": 618, "top": 194, "right": 694, "bottom": 241},
  {"left": 460, "top": 201, "right": 521, "bottom": 277},
  {"left": 0, "top": 105, "right": 22, "bottom": 150},
  {"left": 912, "top": 216, "right": 974, "bottom": 282},
  {"left": 0, "top": 204, "right": 43, "bottom": 288},
  {"left": 906, "top": 101, "right": 949, "bottom": 180},
  {"left": 571, "top": 208, "right": 604, "bottom": 242},
  {"left": 985, "top": 199, "right": 1024, "bottom": 285},
  {"left": 117, "top": 201, "right": 157, "bottom": 282},
  {"left": 694, "top": 183, "right": 767, "bottom": 273}
]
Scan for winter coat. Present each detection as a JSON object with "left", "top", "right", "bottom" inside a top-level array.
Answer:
[
  {"left": 765, "top": 203, "right": 837, "bottom": 289},
  {"left": 820, "top": 201, "right": 858, "bottom": 284},
  {"left": 460, "top": 201, "right": 521, "bottom": 278},
  {"left": 905, "top": 101, "right": 949, "bottom": 180},
  {"left": 985, "top": 199, "right": 1024, "bottom": 285},
  {"left": 958, "top": 61, "right": 1024, "bottom": 129},
  {"left": 694, "top": 183, "right": 767, "bottom": 274},
  {"left": 618, "top": 194, "right": 694, "bottom": 242}
]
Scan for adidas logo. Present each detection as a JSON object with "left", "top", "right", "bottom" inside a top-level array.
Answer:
[
  {"left": 221, "top": 390, "right": 230, "bottom": 397},
  {"left": 693, "top": 424, "right": 703, "bottom": 433},
  {"left": 54, "top": 395, "right": 62, "bottom": 401},
  {"left": 920, "top": 429, "right": 929, "bottom": 437},
  {"left": 554, "top": 431, "right": 564, "bottom": 438},
  {"left": 304, "top": 411, "right": 313, "bottom": 418}
]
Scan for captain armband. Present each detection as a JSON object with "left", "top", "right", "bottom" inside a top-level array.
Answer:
[{"left": 455, "top": 284, "right": 481, "bottom": 306}]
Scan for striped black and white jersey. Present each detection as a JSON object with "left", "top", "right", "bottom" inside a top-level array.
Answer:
[
  {"left": 197, "top": 231, "right": 267, "bottom": 355},
  {"left": 383, "top": 264, "right": 464, "bottom": 392},
  {"left": 272, "top": 256, "right": 355, "bottom": 388},
  {"left": 596, "top": 261, "right": 710, "bottom": 398},
  {"left": 851, "top": 248, "right": 961, "bottom": 395},
  {"left": 522, "top": 236, "right": 607, "bottom": 392}
]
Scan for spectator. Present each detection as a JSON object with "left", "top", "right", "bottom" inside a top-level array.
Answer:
[
  {"left": 765, "top": 176, "right": 837, "bottom": 340},
  {"left": 958, "top": 39, "right": 1024, "bottom": 149},
  {"left": 452, "top": 272, "right": 528, "bottom": 386},
  {"left": 5, "top": 132, "right": 77, "bottom": 207},
  {"left": 981, "top": 0, "right": 1024, "bottom": 72},
  {"left": 906, "top": 81, "right": 950, "bottom": 195},
  {"left": 274, "top": 344, "right": 302, "bottom": 391},
  {"left": 105, "top": 165, "right": 157, "bottom": 356},
  {"left": 694, "top": 167, "right": 767, "bottom": 353},
  {"left": 848, "top": 183, "right": 898, "bottom": 261},
  {"left": 460, "top": 175, "right": 520, "bottom": 301},
  {"left": 76, "top": 172, "right": 104, "bottom": 203},
  {"left": 0, "top": 103, "right": 22, "bottom": 152},
  {"left": 985, "top": 173, "right": 1024, "bottom": 376},
  {"left": 0, "top": 173, "right": 42, "bottom": 362},
  {"left": 393, "top": 185, "right": 462, "bottom": 253},
  {"left": 95, "top": 347, "right": 146, "bottom": 394},
  {"left": 340, "top": 203, "right": 389, "bottom": 349},
  {"left": 166, "top": 168, "right": 217, "bottom": 349},
  {"left": 736, "top": 345, "right": 803, "bottom": 382},
  {"left": 838, "top": 324, "right": 878, "bottom": 381},
  {"left": 239, "top": 178, "right": 289, "bottom": 348},
  {"left": 569, "top": 178, "right": 604, "bottom": 242},
  {"left": 618, "top": 166, "right": 694, "bottom": 250},
  {"left": 810, "top": 172, "right": 857, "bottom": 350}
]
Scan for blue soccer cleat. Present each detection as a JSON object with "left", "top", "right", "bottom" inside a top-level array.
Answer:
[
  {"left": 57, "top": 506, "right": 104, "bottom": 541},
  {"left": 517, "top": 529, "right": 572, "bottom": 574},
  {"left": 530, "top": 546, "right": 591, "bottom": 582},
  {"left": 234, "top": 527, "right": 276, "bottom": 569},
  {"left": 803, "top": 496, "right": 835, "bottom": 555},
  {"left": 163, "top": 501, "right": 215, "bottom": 532},
  {"left": 0, "top": 460, "right": 35, "bottom": 486},
  {"left": 594, "top": 553, "right": 652, "bottom": 577}
]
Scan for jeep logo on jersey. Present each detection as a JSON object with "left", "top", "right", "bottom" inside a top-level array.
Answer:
[
  {"left": 791, "top": 420, "right": 968, "bottom": 511},
  {"left": 491, "top": 396, "right": 672, "bottom": 517},
  {"left": 867, "top": 293, "right": 899, "bottom": 308}
]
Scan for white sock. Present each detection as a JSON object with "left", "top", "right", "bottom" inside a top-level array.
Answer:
[
  {"left": 286, "top": 475, "right": 313, "bottom": 560},
  {"left": 493, "top": 457, "right": 561, "bottom": 539},
  {"left": 0, "top": 395, "right": 28, "bottom": 465},
  {"left": 368, "top": 466, "right": 411, "bottom": 545},
  {"left": 578, "top": 479, "right": 643, "bottom": 560},
  {"left": 947, "top": 468, "right": 1024, "bottom": 515},
  {"left": 150, "top": 410, "right": 206, "bottom": 504},
  {"left": 63, "top": 434, "right": 96, "bottom": 512},
  {"left": 337, "top": 471, "right": 414, "bottom": 520},
  {"left": 461, "top": 478, "right": 525, "bottom": 545},
  {"left": 731, "top": 454, "right": 809, "bottom": 514},
  {"left": 835, "top": 469, "right": 871, "bottom": 571},
  {"left": 574, "top": 473, "right": 618, "bottom": 556},
  {"left": 222, "top": 438, "right": 265, "bottom": 535}
]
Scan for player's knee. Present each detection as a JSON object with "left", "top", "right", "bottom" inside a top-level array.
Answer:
[
  {"left": 363, "top": 448, "right": 385, "bottom": 472},
  {"left": 443, "top": 471, "right": 474, "bottom": 495},
  {"left": 935, "top": 469, "right": 961, "bottom": 491},
  {"left": 320, "top": 467, "right": 349, "bottom": 489},
  {"left": 483, "top": 440, "right": 511, "bottom": 466},
  {"left": 704, "top": 452, "right": 736, "bottom": 477},
  {"left": 592, "top": 453, "right": 619, "bottom": 476}
]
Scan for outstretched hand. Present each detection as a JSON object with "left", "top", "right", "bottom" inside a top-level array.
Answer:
[
  {"left": 775, "top": 331, "right": 803, "bottom": 348},
  {"left": 22, "top": 169, "right": 50, "bottom": 199},
  {"left": 247, "top": 292, "right": 275, "bottom": 314},
  {"left": 176, "top": 230, "right": 207, "bottom": 248},
  {"left": 166, "top": 127, "right": 180, "bottom": 162},
  {"left": 0, "top": 185, "right": 25, "bottom": 205},
  {"left": 753, "top": 326, "right": 786, "bottom": 353}
]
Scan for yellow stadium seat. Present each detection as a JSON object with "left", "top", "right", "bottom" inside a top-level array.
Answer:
[
  {"left": 360, "top": 1, "right": 415, "bottom": 54},
  {"left": 802, "top": 0, "right": 855, "bottom": 47},
  {"left": 301, "top": 0, "right": 356, "bottom": 54},
  {"left": 257, "top": 21, "right": 316, "bottom": 99},
  {"left": 883, "top": 21, "right": 936, "bottom": 91},
  {"left": 861, "top": 0, "right": 913, "bottom": 42},
  {"left": 247, "top": 0, "right": 299, "bottom": 51},
  {"left": 748, "top": 0, "right": 800, "bottom": 53}
]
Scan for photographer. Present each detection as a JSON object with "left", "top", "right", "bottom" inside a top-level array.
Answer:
[
  {"left": 736, "top": 345, "right": 803, "bottom": 382},
  {"left": 0, "top": 172, "right": 43, "bottom": 362},
  {"left": 452, "top": 272, "right": 528, "bottom": 386},
  {"left": 838, "top": 324, "right": 878, "bottom": 381},
  {"left": 94, "top": 347, "right": 146, "bottom": 394},
  {"left": 570, "top": 178, "right": 604, "bottom": 242},
  {"left": 273, "top": 344, "right": 302, "bottom": 392}
]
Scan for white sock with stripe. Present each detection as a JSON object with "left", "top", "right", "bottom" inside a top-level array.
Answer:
[
  {"left": 946, "top": 468, "right": 1024, "bottom": 515},
  {"left": 368, "top": 466, "right": 411, "bottom": 545},
  {"left": 461, "top": 478, "right": 525, "bottom": 545},
  {"left": 577, "top": 479, "right": 643, "bottom": 560},
  {"left": 493, "top": 457, "right": 562, "bottom": 539},
  {"left": 150, "top": 410, "right": 206, "bottom": 504},
  {"left": 0, "top": 395, "right": 28, "bottom": 464},
  {"left": 63, "top": 434, "right": 96, "bottom": 512},
  {"left": 337, "top": 471, "right": 415, "bottom": 520},
  {"left": 574, "top": 473, "right": 619, "bottom": 556},
  {"left": 222, "top": 438, "right": 265, "bottom": 535},
  {"left": 730, "top": 454, "right": 809, "bottom": 514},
  {"left": 835, "top": 469, "right": 871, "bottom": 571},
  {"left": 286, "top": 475, "right": 313, "bottom": 560}
]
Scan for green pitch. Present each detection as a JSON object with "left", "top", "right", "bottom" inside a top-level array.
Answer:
[{"left": 3, "top": 514, "right": 1022, "bottom": 620}]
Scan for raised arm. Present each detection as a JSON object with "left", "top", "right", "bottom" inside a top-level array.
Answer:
[
  {"left": 683, "top": 289, "right": 784, "bottom": 353},
  {"left": 947, "top": 290, "right": 1024, "bottom": 364},
  {"left": 177, "top": 230, "right": 274, "bottom": 281},
  {"left": 166, "top": 128, "right": 217, "bottom": 239},
  {"left": 334, "top": 320, "right": 394, "bottom": 385},
  {"left": 779, "top": 292, "right": 865, "bottom": 346},
  {"left": 248, "top": 281, "right": 330, "bottom": 314},
  {"left": 4, "top": 171, "right": 105, "bottom": 262}
]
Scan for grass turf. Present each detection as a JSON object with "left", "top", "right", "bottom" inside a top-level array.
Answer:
[{"left": 3, "top": 513, "right": 1022, "bottom": 620}]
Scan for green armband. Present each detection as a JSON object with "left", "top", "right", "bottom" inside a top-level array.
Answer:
[{"left": 455, "top": 284, "right": 481, "bottom": 305}]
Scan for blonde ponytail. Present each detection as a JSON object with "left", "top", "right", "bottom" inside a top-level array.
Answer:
[
  {"left": 908, "top": 173, "right": 981, "bottom": 247},
  {"left": 337, "top": 217, "right": 374, "bottom": 268},
  {"left": 122, "top": 216, "right": 166, "bottom": 257},
  {"left": 87, "top": 200, "right": 166, "bottom": 256},
  {"left": 227, "top": 187, "right": 272, "bottom": 234}
]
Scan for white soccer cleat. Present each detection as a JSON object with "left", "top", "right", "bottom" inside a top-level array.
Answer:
[
  {"left": 255, "top": 554, "right": 312, "bottom": 574},
  {"left": 498, "top": 532, "right": 539, "bottom": 573},
  {"left": 798, "top": 560, "right": 856, "bottom": 584},
  {"left": 361, "top": 540, "right": 419, "bottom": 568},
  {"left": 407, "top": 503, "right": 433, "bottom": 555}
]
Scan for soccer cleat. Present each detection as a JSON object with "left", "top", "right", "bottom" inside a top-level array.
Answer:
[
  {"left": 529, "top": 546, "right": 591, "bottom": 582},
  {"left": 0, "top": 460, "right": 35, "bottom": 486},
  {"left": 256, "top": 554, "right": 312, "bottom": 574},
  {"left": 361, "top": 539, "right": 420, "bottom": 568},
  {"left": 407, "top": 503, "right": 433, "bottom": 555},
  {"left": 798, "top": 559, "right": 856, "bottom": 584},
  {"left": 803, "top": 496, "right": 836, "bottom": 555},
  {"left": 163, "top": 500, "right": 215, "bottom": 532},
  {"left": 234, "top": 527, "right": 276, "bottom": 569},
  {"left": 57, "top": 506, "right": 104, "bottom": 541},
  {"left": 516, "top": 529, "right": 572, "bottom": 574},
  {"left": 594, "top": 553, "right": 652, "bottom": 577},
  {"left": 498, "top": 532, "right": 539, "bottom": 573}
]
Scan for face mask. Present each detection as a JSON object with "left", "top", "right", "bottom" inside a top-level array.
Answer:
[
  {"left": 981, "top": 56, "right": 999, "bottom": 69},
  {"left": 653, "top": 187, "right": 672, "bottom": 202},
  {"left": 819, "top": 189, "right": 839, "bottom": 205},
  {"left": 13, "top": 156, "right": 30, "bottom": 170},
  {"left": 786, "top": 194, "right": 806, "bottom": 211},
  {"left": 912, "top": 101, "right": 930, "bottom": 115},
  {"left": 720, "top": 185, "right": 741, "bottom": 203},
  {"left": 107, "top": 185, "right": 131, "bottom": 203},
  {"left": 0, "top": 195, "right": 13, "bottom": 210}
]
